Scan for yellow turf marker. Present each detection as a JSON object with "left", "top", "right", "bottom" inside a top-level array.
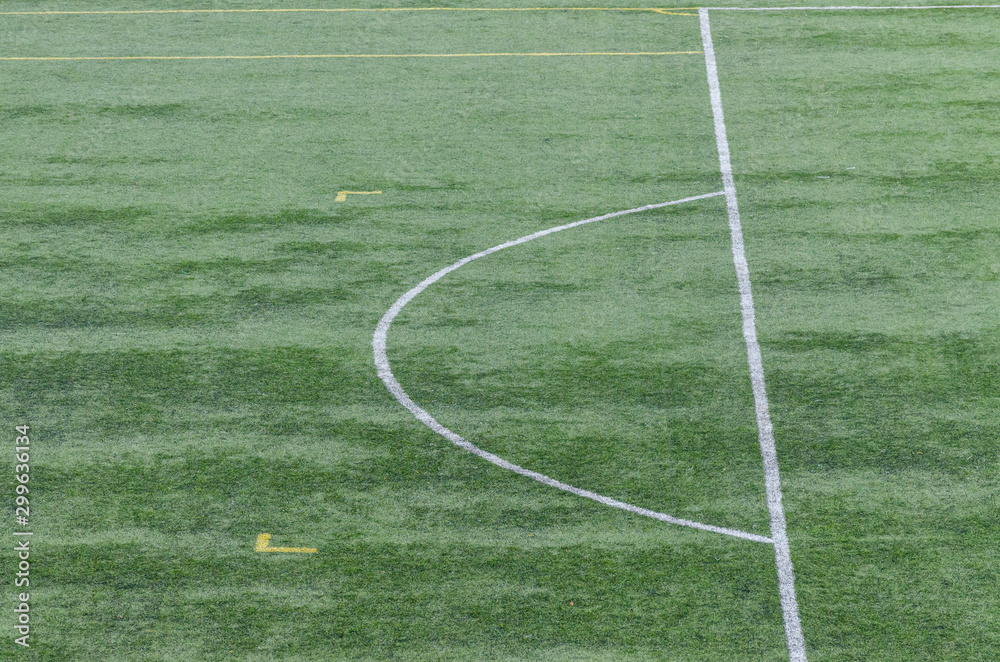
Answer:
[
  {"left": 0, "top": 7, "right": 698, "bottom": 15},
  {"left": 335, "top": 190, "right": 382, "bottom": 202},
  {"left": 255, "top": 533, "right": 317, "bottom": 554},
  {"left": 0, "top": 52, "right": 702, "bottom": 62}
]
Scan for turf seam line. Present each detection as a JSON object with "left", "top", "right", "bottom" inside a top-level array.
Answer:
[
  {"left": 707, "top": 4, "right": 1000, "bottom": 9},
  {"left": 7, "top": 5, "right": 996, "bottom": 16},
  {"left": 700, "top": 8, "right": 807, "bottom": 660},
  {"left": 0, "top": 52, "right": 702, "bottom": 61},
  {"left": 373, "top": 191, "right": 774, "bottom": 545}
]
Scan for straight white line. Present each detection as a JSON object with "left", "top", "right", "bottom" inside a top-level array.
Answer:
[
  {"left": 699, "top": 8, "right": 807, "bottom": 661},
  {"left": 373, "top": 191, "right": 775, "bottom": 545},
  {"left": 708, "top": 4, "right": 1000, "bottom": 9}
]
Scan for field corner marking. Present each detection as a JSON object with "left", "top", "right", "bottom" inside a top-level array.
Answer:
[
  {"left": 699, "top": 7, "right": 807, "bottom": 661},
  {"left": 255, "top": 533, "right": 318, "bottom": 553},
  {"left": 336, "top": 190, "right": 382, "bottom": 202}
]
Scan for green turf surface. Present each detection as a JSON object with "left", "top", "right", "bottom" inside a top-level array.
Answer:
[
  {"left": 712, "top": 8, "right": 1000, "bottom": 660},
  {"left": 2, "top": 4, "right": 999, "bottom": 661}
]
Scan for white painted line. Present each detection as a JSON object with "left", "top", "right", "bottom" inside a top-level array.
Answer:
[
  {"left": 373, "top": 190, "right": 775, "bottom": 545},
  {"left": 708, "top": 4, "right": 1000, "bottom": 10},
  {"left": 700, "top": 8, "right": 808, "bottom": 661}
]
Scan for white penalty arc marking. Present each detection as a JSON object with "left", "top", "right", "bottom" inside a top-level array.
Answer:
[
  {"left": 700, "top": 7, "right": 807, "bottom": 661},
  {"left": 373, "top": 190, "right": 774, "bottom": 546}
]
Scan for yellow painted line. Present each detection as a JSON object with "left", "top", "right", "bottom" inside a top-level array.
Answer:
[
  {"left": 0, "top": 7, "right": 699, "bottom": 16},
  {"left": 335, "top": 190, "right": 382, "bottom": 202},
  {"left": 255, "top": 533, "right": 317, "bottom": 554},
  {"left": 0, "top": 52, "right": 703, "bottom": 62}
]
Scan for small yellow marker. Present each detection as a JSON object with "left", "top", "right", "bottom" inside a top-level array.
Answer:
[
  {"left": 335, "top": 190, "right": 382, "bottom": 202},
  {"left": 255, "top": 533, "right": 317, "bottom": 554}
]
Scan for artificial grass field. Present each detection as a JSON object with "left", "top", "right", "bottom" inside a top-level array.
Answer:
[{"left": 2, "top": 2, "right": 999, "bottom": 660}]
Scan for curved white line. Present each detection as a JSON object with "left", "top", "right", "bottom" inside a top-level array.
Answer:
[{"left": 373, "top": 191, "right": 773, "bottom": 545}]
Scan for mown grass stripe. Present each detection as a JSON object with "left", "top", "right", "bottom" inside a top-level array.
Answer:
[
  {"left": 0, "top": 7, "right": 697, "bottom": 15},
  {"left": 710, "top": 4, "right": 1000, "bottom": 10}
]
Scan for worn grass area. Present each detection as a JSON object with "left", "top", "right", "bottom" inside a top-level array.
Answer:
[{"left": 2, "top": 4, "right": 999, "bottom": 662}]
